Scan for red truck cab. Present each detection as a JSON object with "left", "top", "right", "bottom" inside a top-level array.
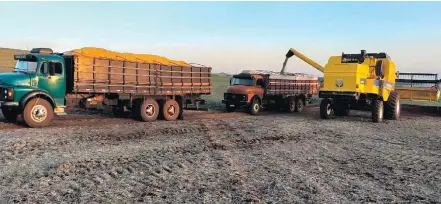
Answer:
[{"left": 222, "top": 70, "right": 319, "bottom": 115}]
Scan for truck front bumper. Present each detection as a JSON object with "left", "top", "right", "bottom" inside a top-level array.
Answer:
[
  {"left": 222, "top": 99, "right": 249, "bottom": 107},
  {"left": 0, "top": 101, "right": 19, "bottom": 107}
]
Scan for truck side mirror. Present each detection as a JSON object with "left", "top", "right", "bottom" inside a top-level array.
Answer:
[
  {"left": 375, "top": 60, "right": 384, "bottom": 79},
  {"left": 40, "top": 62, "right": 48, "bottom": 75}
]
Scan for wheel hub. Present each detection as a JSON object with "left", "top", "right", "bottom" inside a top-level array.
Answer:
[
  {"left": 167, "top": 105, "right": 175, "bottom": 115},
  {"left": 145, "top": 104, "right": 155, "bottom": 116},
  {"left": 31, "top": 105, "right": 47, "bottom": 122},
  {"left": 253, "top": 103, "right": 259, "bottom": 111}
]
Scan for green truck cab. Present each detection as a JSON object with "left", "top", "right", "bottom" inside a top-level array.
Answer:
[{"left": 0, "top": 48, "right": 66, "bottom": 127}]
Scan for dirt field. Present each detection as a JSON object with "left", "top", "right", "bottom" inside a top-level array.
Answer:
[{"left": 0, "top": 107, "right": 440, "bottom": 204}]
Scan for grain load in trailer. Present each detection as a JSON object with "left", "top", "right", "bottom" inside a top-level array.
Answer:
[
  {"left": 0, "top": 47, "right": 212, "bottom": 128},
  {"left": 222, "top": 69, "right": 319, "bottom": 114}
]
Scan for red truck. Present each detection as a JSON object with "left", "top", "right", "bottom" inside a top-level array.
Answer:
[{"left": 222, "top": 70, "right": 319, "bottom": 114}]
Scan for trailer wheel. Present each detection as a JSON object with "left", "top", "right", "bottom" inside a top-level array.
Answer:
[
  {"left": 320, "top": 98, "right": 332, "bottom": 119},
  {"left": 248, "top": 97, "right": 260, "bottom": 115},
  {"left": 384, "top": 91, "right": 400, "bottom": 120},
  {"left": 1, "top": 107, "right": 19, "bottom": 122},
  {"left": 139, "top": 99, "right": 159, "bottom": 122},
  {"left": 162, "top": 99, "right": 180, "bottom": 121},
  {"left": 294, "top": 98, "right": 304, "bottom": 112},
  {"left": 23, "top": 98, "right": 53, "bottom": 128},
  {"left": 372, "top": 98, "right": 384, "bottom": 123}
]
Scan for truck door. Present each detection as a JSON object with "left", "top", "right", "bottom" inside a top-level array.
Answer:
[{"left": 38, "top": 60, "right": 66, "bottom": 106}]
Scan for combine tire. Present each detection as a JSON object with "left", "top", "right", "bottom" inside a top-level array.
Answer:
[
  {"left": 372, "top": 98, "right": 384, "bottom": 123},
  {"left": 248, "top": 97, "right": 260, "bottom": 115},
  {"left": 294, "top": 98, "right": 304, "bottom": 112},
  {"left": 384, "top": 91, "right": 400, "bottom": 120},
  {"left": 320, "top": 98, "right": 332, "bottom": 119},
  {"left": 1, "top": 107, "right": 19, "bottom": 122},
  {"left": 139, "top": 99, "right": 159, "bottom": 122},
  {"left": 162, "top": 99, "right": 180, "bottom": 121},
  {"left": 23, "top": 98, "right": 54, "bottom": 128}
]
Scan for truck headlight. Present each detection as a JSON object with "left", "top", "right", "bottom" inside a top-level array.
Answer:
[{"left": 6, "top": 88, "right": 14, "bottom": 101}]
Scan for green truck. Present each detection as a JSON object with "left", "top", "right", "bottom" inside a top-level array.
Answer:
[{"left": 0, "top": 48, "right": 212, "bottom": 128}]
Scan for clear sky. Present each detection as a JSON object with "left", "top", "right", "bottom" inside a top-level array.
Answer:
[{"left": 1, "top": 2, "right": 440, "bottom": 76}]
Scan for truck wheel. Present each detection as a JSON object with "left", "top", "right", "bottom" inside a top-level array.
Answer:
[
  {"left": 162, "top": 99, "right": 180, "bottom": 121},
  {"left": 248, "top": 97, "right": 260, "bottom": 115},
  {"left": 226, "top": 103, "right": 236, "bottom": 112},
  {"left": 372, "top": 98, "right": 384, "bottom": 123},
  {"left": 1, "top": 107, "right": 19, "bottom": 122},
  {"left": 23, "top": 98, "right": 54, "bottom": 128},
  {"left": 286, "top": 97, "right": 295, "bottom": 113},
  {"left": 139, "top": 99, "right": 159, "bottom": 122},
  {"left": 384, "top": 91, "right": 400, "bottom": 120},
  {"left": 294, "top": 98, "right": 304, "bottom": 112},
  {"left": 320, "top": 98, "right": 332, "bottom": 119}
]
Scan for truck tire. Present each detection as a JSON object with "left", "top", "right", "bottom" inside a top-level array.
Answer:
[
  {"left": 1, "top": 107, "right": 19, "bottom": 122},
  {"left": 162, "top": 99, "right": 180, "bottom": 121},
  {"left": 23, "top": 98, "right": 54, "bottom": 128},
  {"left": 139, "top": 98, "right": 159, "bottom": 122},
  {"left": 384, "top": 91, "right": 400, "bottom": 120},
  {"left": 372, "top": 98, "right": 384, "bottom": 123},
  {"left": 320, "top": 98, "right": 332, "bottom": 119},
  {"left": 294, "top": 98, "right": 304, "bottom": 112},
  {"left": 286, "top": 97, "right": 295, "bottom": 113},
  {"left": 248, "top": 97, "right": 260, "bottom": 115}
]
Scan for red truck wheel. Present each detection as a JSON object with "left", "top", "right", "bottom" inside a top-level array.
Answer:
[
  {"left": 23, "top": 98, "right": 54, "bottom": 128},
  {"left": 162, "top": 99, "right": 180, "bottom": 121},
  {"left": 139, "top": 99, "right": 159, "bottom": 122}
]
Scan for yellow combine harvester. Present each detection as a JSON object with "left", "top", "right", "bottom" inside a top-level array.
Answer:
[
  {"left": 282, "top": 48, "right": 400, "bottom": 122},
  {"left": 394, "top": 72, "right": 440, "bottom": 102}
]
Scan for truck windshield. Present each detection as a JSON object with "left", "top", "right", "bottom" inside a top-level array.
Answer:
[
  {"left": 231, "top": 78, "right": 254, "bottom": 86},
  {"left": 15, "top": 60, "right": 38, "bottom": 74}
]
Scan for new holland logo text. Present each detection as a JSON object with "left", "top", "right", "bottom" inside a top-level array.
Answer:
[{"left": 335, "top": 78, "right": 344, "bottom": 87}]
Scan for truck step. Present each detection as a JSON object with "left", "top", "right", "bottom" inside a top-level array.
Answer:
[{"left": 54, "top": 107, "right": 66, "bottom": 116}]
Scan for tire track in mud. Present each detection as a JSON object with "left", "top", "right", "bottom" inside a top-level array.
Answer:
[
  {"left": 2, "top": 151, "right": 196, "bottom": 203},
  {"left": 0, "top": 123, "right": 209, "bottom": 165},
  {"left": 201, "top": 119, "right": 264, "bottom": 203}
]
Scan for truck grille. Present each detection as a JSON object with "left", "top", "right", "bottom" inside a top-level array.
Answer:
[
  {"left": 224, "top": 93, "right": 247, "bottom": 101},
  {"left": 0, "top": 87, "right": 5, "bottom": 101}
]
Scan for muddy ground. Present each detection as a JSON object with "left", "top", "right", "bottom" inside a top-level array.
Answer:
[{"left": 0, "top": 107, "right": 440, "bottom": 204}]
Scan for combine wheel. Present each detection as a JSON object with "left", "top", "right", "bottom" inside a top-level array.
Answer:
[
  {"left": 372, "top": 98, "right": 384, "bottom": 123},
  {"left": 1, "top": 107, "right": 19, "bottom": 122},
  {"left": 139, "top": 98, "right": 159, "bottom": 122},
  {"left": 384, "top": 91, "right": 400, "bottom": 120},
  {"left": 23, "top": 98, "right": 54, "bottom": 128},
  {"left": 162, "top": 99, "right": 180, "bottom": 121},
  {"left": 294, "top": 97, "right": 304, "bottom": 112},
  {"left": 248, "top": 97, "right": 260, "bottom": 115},
  {"left": 320, "top": 98, "right": 332, "bottom": 119}
]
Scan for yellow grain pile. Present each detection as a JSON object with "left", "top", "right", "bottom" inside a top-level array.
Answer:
[{"left": 65, "top": 47, "right": 190, "bottom": 67}]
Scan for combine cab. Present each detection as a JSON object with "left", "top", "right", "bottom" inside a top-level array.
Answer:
[{"left": 395, "top": 73, "right": 441, "bottom": 102}]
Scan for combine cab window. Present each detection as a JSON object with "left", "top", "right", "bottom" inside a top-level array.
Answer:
[{"left": 231, "top": 78, "right": 255, "bottom": 86}]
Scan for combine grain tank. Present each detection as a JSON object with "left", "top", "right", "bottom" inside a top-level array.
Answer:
[
  {"left": 222, "top": 69, "right": 319, "bottom": 115},
  {"left": 0, "top": 47, "right": 212, "bottom": 128}
]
